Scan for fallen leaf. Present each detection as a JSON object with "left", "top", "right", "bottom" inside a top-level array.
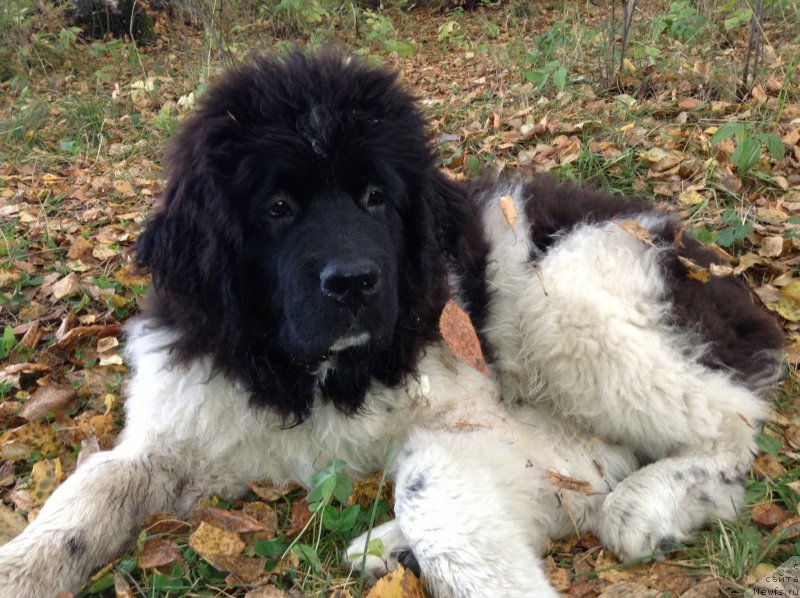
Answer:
[
  {"left": 0, "top": 502, "right": 27, "bottom": 545},
  {"left": 246, "top": 586, "right": 292, "bottom": 598},
  {"left": 217, "top": 554, "right": 268, "bottom": 583},
  {"left": 499, "top": 194, "right": 517, "bottom": 229},
  {"left": 546, "top": 470, "right": 596, "bottom": 495},
  {"left": 188, "top": 521, "right": 245, "bottom": 566},
  {"left": 439, "top": 300, "right": 488, "bottom": 375},
  {"left": 0, "top": 423, "right": 60, "bottom": 461},
  {"left": 366, "top": 564, "right": 424, "bottom": 598},
  {"left": 759, "top": 236, "right": 784, "bottom": 257},
  {"left": 28, "top": 458, "right": 62, "bottom": 506},
  {"left": 752, "top": 453, "right": 785, "bottom": 478},
  {"left": 614, "top": 219, "right": 657, "bottom": 247},
  {"left": 679, "top": 578, "right": 721, "bottom": 597},
  {"left": 114, "top": 572, "right": 134, "bottom": 598},
  {"left": 49, "top": 273, "right": 81, "bottom": 300},
  {"left": 598, "top": 581, "right": 661, "bottom": 597},
  {"left": 195, "top": 506, "right": 267, "bottom": 533},
  {"left": 137, "top": 538, "right": 182, "bottom": 569},
  {"left": 19, "top": 385, "right": 76, "bottom": 421},
  {"left": 773, "top": 516, "right": 800, "bottom": 540},
  {"left": 751, "top": 503, "right": 790, "bottom": 529},
  {"left": 678, "top": 256, "right": 711, "bottom": 283}
]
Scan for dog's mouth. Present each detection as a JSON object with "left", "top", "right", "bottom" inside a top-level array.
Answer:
[{"left": 329, "top": 332, "right": 371, "bottom": 352}]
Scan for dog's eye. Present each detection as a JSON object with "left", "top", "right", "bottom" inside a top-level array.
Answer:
[
  {"left": 268, "top": 200, "right": 294, "bottom": 219},
  {"left": 366, "top": 189, "right": 385, "bottom": 209}
]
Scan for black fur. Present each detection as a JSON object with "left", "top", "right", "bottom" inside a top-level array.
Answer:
[{"left": 136, "top": 50, "right": 450, "bottom": 423}]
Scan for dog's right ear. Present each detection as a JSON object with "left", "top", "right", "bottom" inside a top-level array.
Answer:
[{"left": 135, "top": 125, "right": 242, "bottom": 317}]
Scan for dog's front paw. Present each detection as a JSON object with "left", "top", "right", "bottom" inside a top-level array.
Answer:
[{"left": 345, "top": 519, "right": 412, "bottom": 582}]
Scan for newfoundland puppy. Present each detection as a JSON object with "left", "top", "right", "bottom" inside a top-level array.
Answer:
[{"left": 0, "top": 50, "right": 782, "bottom": 597}]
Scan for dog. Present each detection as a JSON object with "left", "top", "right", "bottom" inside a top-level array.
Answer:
[{"left": 0, "top": 50, "right": 782, "bottom": 597}]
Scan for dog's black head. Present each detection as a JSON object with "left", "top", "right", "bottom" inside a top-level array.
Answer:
[{"left": 136, "top": 50, "right": 451, "bottom": 423}]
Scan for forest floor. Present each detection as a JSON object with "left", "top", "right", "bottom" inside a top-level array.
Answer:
[{"left": 1, "top": 0, "right": 799, "bottom": 596}]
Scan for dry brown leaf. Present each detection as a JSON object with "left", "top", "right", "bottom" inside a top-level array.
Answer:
[
  {"left": 215, "top": 554, "right": 268, "bottom": 583},
  {"left": 137, "top": 538, "right": 182, "bottom": 569},
  {"left": 751, "top": 503, "right": 790, "bottom": 529},
  {"left": 55, "top": 323, "right": 122, "bottom": 348},
  {"left": 499, "top": 194, "right": 517, "bottom": 229},
  {"left": 544, "top": 556, "right": 571, "bottom": 591},
  {"left": 752, "top": 453, "right": 785, "bottom": 478},
  {"left": 142, "top": 512, "right": 191, "bottom": 536},
  {"left": 195, "top": 505, "right": 267, "bottom": 534},
  {"left": 0, "top": 502, "right": 27, "bottom": 546},
  {"left": 439, "top": 300, "right": 488, "bottom": 376},
  {"left": 188, "top": 521, "right": 245, "bottom": 565},
  {"left": 114, "top": 572, "right": 134, "bottom": 598},
  {"left": 773, "top": 516, "right": 800, "bottom": 540},
  {"left": 677, "top": 256, "right": 711, "bottom": 283},
  {"left": 0, "top": 362, "right": 51, "bottom": 389},
  {"left": 246, "top": 586, "right": 292, "bottom": 598},
  {"left": 679, "top": 578, "right": 721, "bottom": 598},
  {"left": 19, "top": 385, "right": 76, "bottom": 421},
  {"left": 598, "top": 581, "right": 661, "bottom": 598},
  {"left": 759, "top": 236, "right": 785, "bottom": 258},
  {"left": 366, "top": 564, "right": 424, "bottom": 598},
  {"left": 288, "top": 497, "right": 313, "bottom": 536},
  {"left": 49, "top": 273, "right": 81, "bottom": 300},
  {"left": 247, "top": 480, "right": 297, "bottom": 502},
  {"left": 546, "top": 470, "right": 596, "bottom": 495},
  {"left": 614, "top": 219, "right": 657, "bottom": 247}
]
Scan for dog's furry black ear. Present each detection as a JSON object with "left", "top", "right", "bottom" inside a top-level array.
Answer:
[
  {"left": 426, "top": 171, "right": 491, "bottom": 331},
  {"left": 135, "top": 133, "right": 242, "bottom": 321}
]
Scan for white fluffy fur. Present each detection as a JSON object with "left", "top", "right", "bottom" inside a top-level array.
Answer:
[{"left": 0, "top": 186, "right": 773, "bottom": 597}]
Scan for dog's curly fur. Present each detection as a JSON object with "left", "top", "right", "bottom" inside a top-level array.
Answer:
[{"left": 0, "top": 50, "right": 783, "bottom": 598}]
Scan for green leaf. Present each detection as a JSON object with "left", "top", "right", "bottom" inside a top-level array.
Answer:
[
  {"left": 711, "top": 122, "right": 747, "bottom": 144},
  {"left": 732, "top": 134, "right": 760, "bottom": 173},
  {"left": 756, "top": 432, "right": 783, "bottom": 457},
  {"left": 756, "top": 133, "right": 785, "bottom": 159},
  {"left": 553, "top": 66, "right": 567, "bottom": 91},
  {"left": 253, "top": 537, "right": 289, "bottom": 559},
  {"left": 292, "top": 542, "right": 321, "bottom": 567}
]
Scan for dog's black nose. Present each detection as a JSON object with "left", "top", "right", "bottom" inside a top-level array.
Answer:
[{"left": 320, "top": 259, "right": 380, "bottom": 307}]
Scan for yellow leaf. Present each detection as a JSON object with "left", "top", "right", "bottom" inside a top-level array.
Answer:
[
  {"left": 768, "top": 281, "right": 800, "bottom": 322},
  {"left": 0, "top": 423, "right": 60, "bottom": 461},
  {"left": 499, "top": 194, "right": 517, "bottom": 229},
  {"left": 188, "top": 522, "right": 245, "bottom": 565},
  {"left": 678, "top": 189, "right": 705, "bottom": 206},
  {"left": 366, "top": 564, "right": 424, "bottom": 598},
  {"left": 28, "top": 458, "right": 62, "bottom": 506}
]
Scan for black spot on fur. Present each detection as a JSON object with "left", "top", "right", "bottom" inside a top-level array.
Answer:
[
  {"left": 673, "top": 471, "right": 684, "bottom": 481},
  {"left": 405, "top": 473, "right": 427, "bottom": 495},
  {"left": 66, "top": 534, "right": 86, "bottom": 558},
  {"left": 657, "top": 536, "right": 677, "bottom": 553}
]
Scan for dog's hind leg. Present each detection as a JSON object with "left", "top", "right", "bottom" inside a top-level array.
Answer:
[
  {"left": 594, "top": 448, "right": 752, "bottom": 561},
  {"left": 0, "top": 447, "right": 205, "bottom": 597}
]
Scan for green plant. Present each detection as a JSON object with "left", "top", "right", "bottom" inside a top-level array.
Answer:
[
  {"left": 651, "top": 0, "right": 708, "bottom": 43},
  {"left": 518, "top": 19, "right": 572, "bottom": 93},
  {"left": 711, "top": 122, "right": 784, "bottom": 178},
  {"left": 363, "top": 10, "right": 415, "bottom": 56},
  {"left": 267, "top": 0, "right": 331, "bottom": 36}
]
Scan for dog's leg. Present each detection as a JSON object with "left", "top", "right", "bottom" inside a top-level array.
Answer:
[
  {"left": 388, "top": 429, "right": 561, "bottom": 598},
  {"left": 0, "top": 447, "right": 205, "bottom": 597},
  {"left": 594, "top": 449, "right": 751, "bottom": 561}
]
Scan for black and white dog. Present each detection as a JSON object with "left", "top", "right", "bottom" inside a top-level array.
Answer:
[{"left": 0, "top": 51, "right": 782, "bottom": 597}]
